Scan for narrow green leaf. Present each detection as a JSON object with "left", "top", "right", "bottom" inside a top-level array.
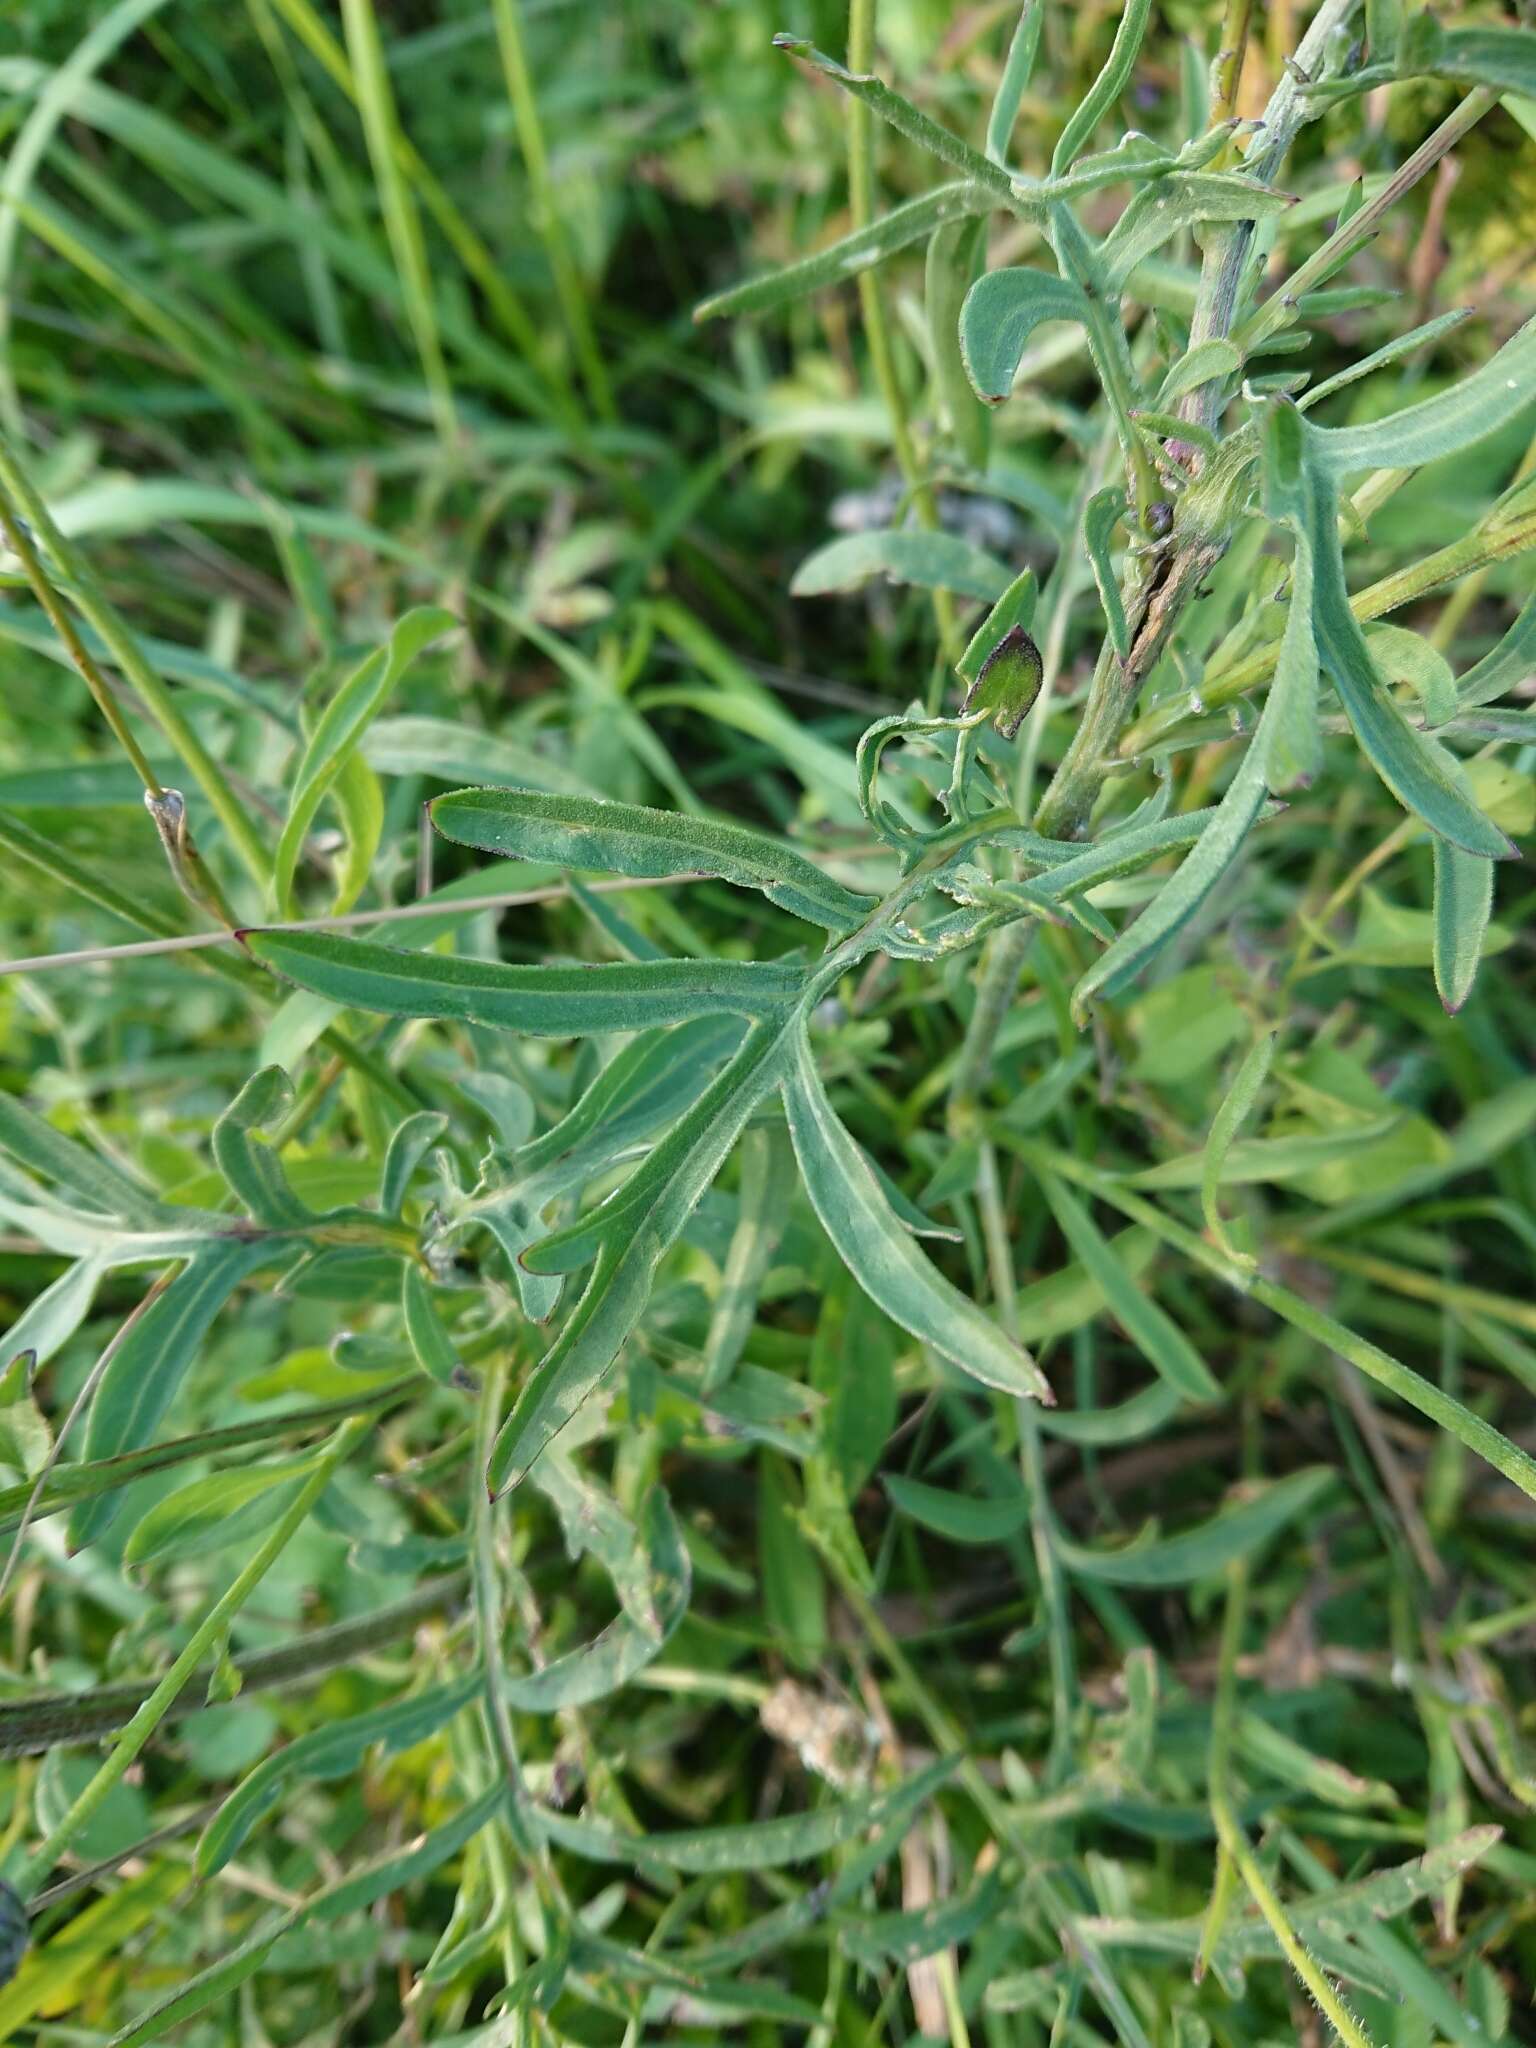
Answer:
[
  {"left": 1, "top": 1255, "right": 103, "bottom": 1372},
  {"left": 1100, "top": 173, "right": 1295, "bottom": 292},
  {"left": 792, "top": 528, "right": 1011, "bottom": 604},
  {"left": 987, "top": 4, "right": 1044, "bottom": 163},
  {"left": 759, "top": 1451, "right": 825, "bottom": 1665},
  {"left": 431, "top": 785, "right": 875, "bottom": 932},
  {"left": 329, "top": 751, "right": 385, "bottom": 915},
  {"left": 1364, "top": 622, "right": 1457, "bottom": 728},
  {"left": 244, "top": 929, "right": 805, "bottom": 1035},
  {"left": 536, "top": 1754, "right": 959, "bottom": 1875},
  {"left": 1131, "top": 1114, "right": 1403, "bottom": 1190},
  {"left": 884, "top": 1472, "right": 1030, "bottom": 1543},
  {"left": 927, "top": 215, "right": 991, "bottom": 470},
  {"left": 1036, "top": 1377, "right": 1183, "bottom": 1445},
  {"left": 211, "top": 1068, "right": 310, "bottom": 1228},
  {"left": 1265, "top": 520, "right": 1322, "bottom": 791},
  {"left": 400, "top": 1265, "right": 463, "bottom": 1388},
  {"left": 197, "top": 1672, "right": 482, "bottom": 1878},
  {"left": 1054, "top": 1468, "right": 1334, "bottom": 1585},
  {"left": 1156, "top": 339, "right": 1243, "bottom": 408},
  {"left": 122, "top": 1453, "right": 321, "bottom": 1569},
  {"left": 1432, "top": 837, "right": 1494, "bottom": 1014},
  {"left": 771, "top": 39, "right": 1015, "bottom": 205},
  {"left": 516, "top": 1017, "right": 744, "bottom": 1177},
  {"left": 694, "top": 182, "right": 990, "bottom": 323},
  {"left": 959, "top": 268, "right": 1089, "bottom": 404},
  {"left": 1299, "top": 458, "right": 1513, "bottom": 859},
  {"left": 363, "top": 713, "right": 597, "bottom": 797},
  {"left": 1398, "top": 16, "right": 1536, "bottom": 99},
  {"left": 702, "top": 1123, "right": 794, "bottom": 1393},
  {"left": 273, "top": 607, "right": 456, "bottom": 914},
  {"left": 1313, "top": 314, "right": 1536, "bottom": 477},
  {"left": 1038, "top": 1169, "right": 1220, "bottom": 1400},
  {"left": 490, "top": 1022, "right": 793, "bottom": 1492},
  {"left": 1050, "top": 0, "right": 1153, "bottom": 173},
  {"left": 0, "top": 1381, "right": 412, "bottom": 1542},
  {"left": 109, "top": 1785, "right": 506, "bottom": 2045},
  {"left": 1201, "top": 1031, "right": 1276, "bottom": 1267},
  {"left": 782, "top": 1028, "right": 1051, "bottom": 1402},
  {"left": 1084, "top": 487, "right": 1130, "bottom": 659},
  {"left": 842, "top": 1868, "right": 1004, "bottom": 1967},
  {"left": 1235, "top": 1713, "right": 1394, "bottom": 1809},
  {"left": 379, "top": 1111, "right": 448, "bottom": 1215},
  {"left": 0, "top": 1091, "right": 160, "bottom": 1224},
  {"left": 1299, "top": 306, "right": 1473, "bottom": 411},
  {"left": 955, "top": 567, "right": 1038, "bottom": 688},
  {"left": 72, "top": 1240, "right": 280, "bottom": 1548},
  {"left": 1456, "top": 589, "right": 1536, "bottom": 709},
  {"left": 1069, "top": 744, "right": 1268, "bottom": 1020}
]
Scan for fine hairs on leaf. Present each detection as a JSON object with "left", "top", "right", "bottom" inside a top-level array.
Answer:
[{"left": 1, "top": 3, "right": 1533, "bottom": 2041}]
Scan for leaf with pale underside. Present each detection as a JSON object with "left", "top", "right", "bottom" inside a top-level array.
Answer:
[{"left": 431, "top": 785, "right": 875, "bottom": 932}]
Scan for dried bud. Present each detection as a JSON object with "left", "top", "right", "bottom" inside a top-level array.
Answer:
[{"left": 960, "top": 624, "right": 1043, "bottom": 739}]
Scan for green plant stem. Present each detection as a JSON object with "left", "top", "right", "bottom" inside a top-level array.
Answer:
[
  {"left": 340, "top": 0, "right": 458, "bottom": 444},
  {"left": 471, "top": 1355, "right": 541, "bottom": 1866},
  {"left": 0, "top": 429, "right": 269, "bottom": 888},
  {"left": 1118, "top": 502, "right": 1536, "bottom": 758},
  {"left": 0, "top": 1377, "right": 417, "bottom": 1539},
  {"left": 10, "top": 1413, "right": 371, "bottom": 1896},
  {"left": 1179, "top": 0, "right": 1359, "bottom": 433},
  {"left": 1210, "top": 0, "right": 1256, "bottom": 125},
  {"left": 975, "top": 1141, "right": 1075, "bottom": 1788},
  {"left": 946, "top": 919, "right": 1035, "bottom": 1139},
  {"left": 0, "top": 1573, "right": 468, "bottom": 1758},
  {"left": 490, "top": 0, "right": 615, "bottom": 425},
  {"left": 0, "top": 498, "right": 162, "bottom": 798},
  {"left": 847, "top": 0, "right": 958, "bottom": 666},
  {"left": 263, "top": 0, "right": 548, "bottom": 371},
  {"left": 1208, "top": 1561, "right": 1375, "bottom": 2047},
  {"left": 1235, "top": 87, "right": 1497, "bottom": 355}
]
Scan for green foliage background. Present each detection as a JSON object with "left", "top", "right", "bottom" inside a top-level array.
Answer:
[{"left": 0, "top": 2, "right": 1535, "bottom": 2042}]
